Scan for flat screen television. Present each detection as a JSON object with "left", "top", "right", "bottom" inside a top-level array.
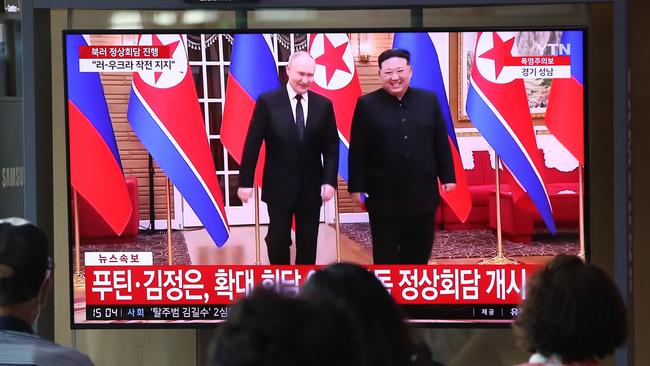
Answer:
[{"left": 64, "top": 29, "right": 586, "bottom": 328}]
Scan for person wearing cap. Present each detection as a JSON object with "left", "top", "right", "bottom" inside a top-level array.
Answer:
[{"left": 0, "top": 217, "right": 94, "bottom": 366}]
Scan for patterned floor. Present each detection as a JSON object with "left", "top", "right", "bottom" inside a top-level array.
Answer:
[
  {"left": 339, "top": 223, "right": 579, "bottom": 259},
  {"left": 73, "top": 225, "right": 580, "bottom": 267},
  {"left": 74, "top": 231, "right": 191, "bottom": 271}
]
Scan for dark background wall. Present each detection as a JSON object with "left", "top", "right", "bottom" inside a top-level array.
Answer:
[
  {"left": 0, "top": 98, "right": 24, "bottom": 218},
  {"left": 630, "top": 0, "right": 649, "bottom": 364}
]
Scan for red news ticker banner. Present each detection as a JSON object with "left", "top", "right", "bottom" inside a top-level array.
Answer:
[
  {"left": 78, "top": 46, "right": 172, "bottom": 59},
  {"left": 86, "top": 264, "right": 543, "bottom": 306}
]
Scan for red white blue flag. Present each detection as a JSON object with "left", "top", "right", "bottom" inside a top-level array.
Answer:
[
  {"left": 393, "top": 32, "right": 472, "bottom": 223},
  {"left": 308, "top": 33, "right": 362, "bottom": 183},
  {"left": 545, "top": 31, "right": 584, "bottom": 165},
  {"left": 127, "top": 34, "right": 229, "bottom": 247},
  {"left": 221, "top": 34, "right": 280, "bottom": 187},
  {"left": 466, "top": 32, "right": 556, "bottom": 233},
  {"left": 66, "top": 34, "right": 132, "bottom": 235}
]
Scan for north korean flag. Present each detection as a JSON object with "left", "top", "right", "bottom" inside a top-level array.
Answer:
[
  {"left": 307, "top": 33, "right": 362, "bottom": 183},
  {"left": 127, "top": 34, "right": 229, "bottom": 247},
  {"left": 466, "top": 32, "right": 556, "bottom": 233}
]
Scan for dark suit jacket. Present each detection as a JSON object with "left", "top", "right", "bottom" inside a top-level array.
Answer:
[
  {"left": 348, "top": 87, "right": 455, "bottom": 215},
  {"left": 239, "top": 88, "right": 339, "bottom": 210}
]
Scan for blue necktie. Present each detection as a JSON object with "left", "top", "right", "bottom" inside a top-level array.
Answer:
[{"left": 295, "top": 94, "right": 305, "bottom": 141}]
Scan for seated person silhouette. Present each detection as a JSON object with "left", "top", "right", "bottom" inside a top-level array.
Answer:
[
  {"left": 0, "top": 217, "right": 94, "bottom": 366},
  {"left": 301, "top": 262, "right": 445, "bottom": 366},
  {"left": 207, "top": 287, "right": 367, "bottom": 366},
  {"left": 513, "top": 254, "right": 626, "bottom": 366}
]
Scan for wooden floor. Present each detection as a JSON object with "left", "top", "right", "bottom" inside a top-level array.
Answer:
[
  {"left": 182, "top": 224, "right": 553, "bottom": 265},
  {"left": 183, "top": 224, "right": 369, "bottom": 265}
]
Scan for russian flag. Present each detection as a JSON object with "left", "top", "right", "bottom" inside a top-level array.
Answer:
[
  {"left": 393, "top": 32, "right": 472, "bottom": 223},
  {"left": 127, "top": 34, "right": 229, "bottom": 247},
  {"left": 466, "top": 32, "right": 556, "bottom": 233},
  {"left": 545, "top": 30, "right": 584, "bottom": 165},
  {"left": 66, "top": 34, "right": 132, "bottom": 235},
  {"left": 307, "top": 33, "right": 362, "bottom": 183},
  {"left": 221, "top": 34, "right": 280, "bottom": 187}
]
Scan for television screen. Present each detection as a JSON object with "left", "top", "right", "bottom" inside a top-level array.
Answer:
[{"left": 65, "top": 29, "right": 585, "bottom": 327}]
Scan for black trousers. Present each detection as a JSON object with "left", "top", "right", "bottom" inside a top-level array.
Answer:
[
  {"left": 265, "top": 204, "right": 321, "bottom": 265},
  {"left": 368, "top": 211, "right": 436, "bottom": 264}
]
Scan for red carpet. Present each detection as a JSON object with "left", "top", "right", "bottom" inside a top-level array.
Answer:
[{"left": 339, "top": 223, "right": 579, "bottom": 259}]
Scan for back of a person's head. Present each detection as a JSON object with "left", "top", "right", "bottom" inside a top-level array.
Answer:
[
  {"left": 0, "top": 218, "right": 50, "bottom": 306},
  {"left": 514, "top": 254, "right": 627, "bottom": 363},
  {"left": 208, "top": 287, "right": 367, "bottom": 366},
  {"left": 301, "top": 263, "right": 415, "bottom": 366}
]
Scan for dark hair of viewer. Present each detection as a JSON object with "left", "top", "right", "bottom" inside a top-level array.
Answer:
[
  {"left": 0, "top": 219, "right": 50, "bottom": 306},
  {"left": 208, "top": 287, "right": 366, "bottom": 366},
  {"left": 377, "top": 48, "right": 411, "bottom": 69},
  {"left": 301, "top": 263, "right": 423, "bottom": 366},
  {"left": 514, "top": 254, "right": 627, "bottom": 363}
]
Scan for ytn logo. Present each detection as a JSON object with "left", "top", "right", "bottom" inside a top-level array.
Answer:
[{"left": 538, "top": 43, "right": 571, "bottom": 56}]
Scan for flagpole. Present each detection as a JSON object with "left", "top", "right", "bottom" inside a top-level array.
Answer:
[
  {"left": 334, "top": 189, "right": 342, "bottom": 263},
  {"left": 578, "top": 165, "right": 585, "bottom": 259},
  {"left": 254, "top": 188, "right": 261, "bottom": 265},
  {"left": 166, "top": 177, "right": 173, "bottom": 265},
  {"left": 72, "top": 190, "right": 84, "bottom": 285},
  {"left": 479, "top": 155, "right": 519, "bottom": 265}
]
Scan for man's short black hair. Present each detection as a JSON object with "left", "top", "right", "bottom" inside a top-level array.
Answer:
[
  {"left": 0, "top": 218, "right": 50, "bottom": 306},
  {"left": 513, "top": 254, "right": 627, "bottom": 363},
  {"left": 377, "top": 48, "right": 411, "bottom": 69}
]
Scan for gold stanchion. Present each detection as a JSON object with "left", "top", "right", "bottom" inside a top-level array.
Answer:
[
  {"left": 334, "top": 190, "right": 342, "bottom": 263},
  {"left": 577, "top": 165, "right": 585, "bottom": 259},
  {"left": 254, "top": 188, "right": 261, "bottom": 265},
  {"left": 166, "top": 178, "right": 173, "bottom": 265},
  {"left": 72, "top": 190, "right": 85, "bottom": 285},
  {"left": 479, "top": 155, "right": 519, "bottom": 265}
]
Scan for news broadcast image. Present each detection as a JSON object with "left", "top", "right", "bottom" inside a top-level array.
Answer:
[{"left": 65, "top": 31, "right": 585, "bottom": 327}]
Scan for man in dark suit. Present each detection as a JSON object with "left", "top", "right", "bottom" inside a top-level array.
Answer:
[
  {"left": 238, "top": 51, "right": 339, "bottom": 265},
  {"left": 348, "top": 48, "right": 456, "bottom": 264}
]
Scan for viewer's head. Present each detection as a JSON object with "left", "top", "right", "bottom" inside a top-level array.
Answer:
[
  {"left": 377, "top": 48, "right": 412, "bottom": 98},
  {"left": 0, "top": 218, "right": 52, "bottom": 323},
  {"left": 301, "top": 263, "right": 415, "bottom": 366},
  {"left": 514, "top": 254, "right": 627, "bottom": 363},
  {"left": 286, "top": 51, "right": 316, "bottom": 95},
  {"left": 208, "top": 287, "right": 366, "bottom": 366}
]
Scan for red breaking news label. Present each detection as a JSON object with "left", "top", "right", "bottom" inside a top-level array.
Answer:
[{"left": 78, "top": 46, "right": 172, "bottom": 59}]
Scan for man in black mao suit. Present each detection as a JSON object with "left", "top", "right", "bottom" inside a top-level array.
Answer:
[
  {"left": 348, "top": 48, "right": 456, "bottom": 264},
  {"left": 238, "top": 51, "right": 339, "bottom": 265}
]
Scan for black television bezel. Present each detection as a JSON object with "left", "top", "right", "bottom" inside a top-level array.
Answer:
[{"left": 63, "top": 26, "right": 589, "bottom": 329}]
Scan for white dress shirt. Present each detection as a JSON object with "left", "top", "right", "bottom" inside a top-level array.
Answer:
[{"left": 286, "top": 83, "right": 309, "bottom": 126}]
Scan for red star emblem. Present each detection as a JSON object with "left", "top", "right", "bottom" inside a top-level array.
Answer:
[
  {"left": 314, "top": 36, "right": 351, "bottom": 86},
  {"left": 152, "top": 35, "right": 181, "bottom": 84},
  {"left": 478, "top": 33, "right": 515, "bottom": 79}
]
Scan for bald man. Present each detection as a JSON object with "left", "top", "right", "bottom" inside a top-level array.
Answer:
[{"left": 238, "top": 51, "right": 339, "bottom": 265}]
